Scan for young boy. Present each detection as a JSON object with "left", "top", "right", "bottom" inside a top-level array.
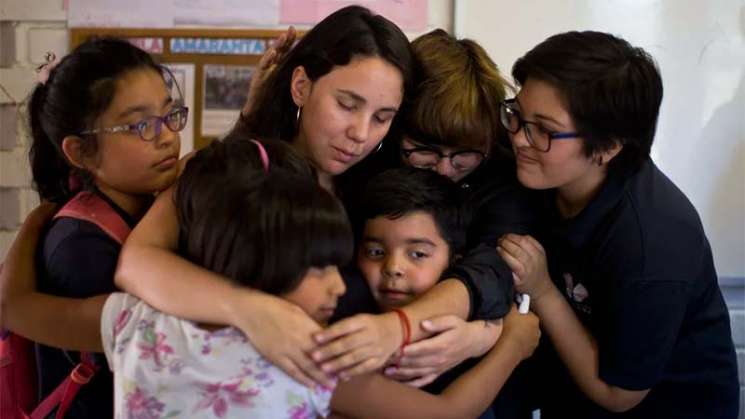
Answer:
[{"left": 345, "top": 167, "right": 516, "bottom": 417}]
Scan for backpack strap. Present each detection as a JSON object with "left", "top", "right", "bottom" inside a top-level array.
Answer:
[
  {"left": 53, "top": 191, "right": 131, "bottom": 245},
  {"left": 27, "top": 191, "right": 130, "bottom": 418},
  {"left": 28, "top": 353, "right": 98, "bottom": 419}
]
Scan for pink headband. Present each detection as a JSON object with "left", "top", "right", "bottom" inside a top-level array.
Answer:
[{"left": 250, "top": 139, "right": 269, "bottom": 173}]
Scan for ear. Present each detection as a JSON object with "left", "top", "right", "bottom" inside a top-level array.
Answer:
[
  {"left": 290, "top": 66, "right": 311, "bottom": 108},
  {"left": 597, "top": 140, "right": 623, "bottom": 166},
  {"left": 61, "top": 135, "right": 91, "bottom": 170}
]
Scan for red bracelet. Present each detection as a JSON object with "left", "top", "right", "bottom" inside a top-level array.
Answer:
[{"left": 390, "top": 308, "right": 411, "bottom": 368}]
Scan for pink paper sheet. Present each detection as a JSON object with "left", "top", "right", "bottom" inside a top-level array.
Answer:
[{"left": 280, "top": 0, "right": 428, "bottom": 32}]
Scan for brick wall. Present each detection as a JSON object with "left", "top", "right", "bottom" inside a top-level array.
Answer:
[{"left": 0, "top": 0, "right": 67, "bottom": 257}]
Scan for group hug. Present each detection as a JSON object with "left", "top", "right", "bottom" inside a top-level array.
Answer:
[{"left": 0, "top": 5, "right": 739, "bottom": 419}]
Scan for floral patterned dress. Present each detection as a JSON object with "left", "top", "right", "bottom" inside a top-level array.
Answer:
[{"left": 101, "top": 293, "right": 334, "bottom": 419}]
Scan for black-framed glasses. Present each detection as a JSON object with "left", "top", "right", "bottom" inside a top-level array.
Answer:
[
  {"left": 401, "top": 145, "right": 487, "bottom": 172},
  {"left": 499, "top": 99, "right": 579, "bottom": 152},
  {"left": 81, "top": 106, "right": 189, "bottom": 142}
]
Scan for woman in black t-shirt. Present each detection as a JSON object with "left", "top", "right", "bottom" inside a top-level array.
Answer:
[{"left": 496, "top": 30, "right": 739, "bottom": 419}]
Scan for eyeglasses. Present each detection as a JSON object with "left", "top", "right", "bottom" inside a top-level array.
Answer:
[
  {"left": 81, "top": 106, "right": 189, "bottom": 142},
  {"left": 499, "top": 99, "right": 579, "bottom": 152},
  {"left": 401, "top": 145, "right": 487, "bottom": 172}
]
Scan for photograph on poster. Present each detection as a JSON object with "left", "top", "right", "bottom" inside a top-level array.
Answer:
[{"left": 201, "top": 64, "right": 254, "bottom": 137}]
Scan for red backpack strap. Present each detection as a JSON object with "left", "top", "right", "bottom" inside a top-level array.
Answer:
[
  {"left": 54, "top": 191, "right": 131, "bottom": 244},
  {"left": 29, "top": 353, "right": 98, "bottom": 419},
  {"left": 1, "top": 330, "right": 38, "bottom": 419},
  {"left": 27, "top": 191, "right": 129, "bottom": 418}
]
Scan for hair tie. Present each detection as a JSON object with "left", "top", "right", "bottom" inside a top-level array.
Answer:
[
  {"left": 250, "top": 139, "right": 270, "bottom": 173},
  {"left": 36, "top": 52, "right": 61, "bottom": 85}
]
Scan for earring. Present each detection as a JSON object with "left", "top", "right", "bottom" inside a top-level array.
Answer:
[
  {"left": 296, "top": 106, "right": 302, "bottom": 123},
  {"left": 374, "top": 142, "right": 383, "bottom": 153}
]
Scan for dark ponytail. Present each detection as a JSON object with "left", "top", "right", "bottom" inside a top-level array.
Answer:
[
  {"left": 27, "top": 37, "right": 161, "bottom": 203},
  {"left": 28, "top": 84, "right": 71, "bottom": 203}
]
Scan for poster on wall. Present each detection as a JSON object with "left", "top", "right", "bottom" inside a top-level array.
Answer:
[
  {"left": 68, "top": 0, "right": 426, "bottom": 29},
  {"left": 279, "top": 0, "right": 428, "bottom": 32},
  {"left": 201, "top": 64, "right": 254, "bottom": 138},
  {"left": 163, "top": 63, "right": 196, "bottom": 156},
  {"left": 68, "top": 0, "right": 174, "bottom": 27},
  {"left": 173, "top": 0, "right": 279, "bottom": 26},
  {"left": 68, "top": 0, "right": 280, "bottom": 27}
]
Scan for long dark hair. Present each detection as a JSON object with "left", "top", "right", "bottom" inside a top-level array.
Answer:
[
  {"left": 241, "top": 5, "right": 414, "bottom": 143},
  {"left": 176, "top": 135, "right": 353, "bottom": 294},
  {"left": 28, "top": 37, "right": 161, "bottom": 203}
]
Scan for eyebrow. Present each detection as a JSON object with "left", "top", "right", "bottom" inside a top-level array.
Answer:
[
  {"left": 515, "top": 97, "right": 567, "bottom": 129},
  {"left": 338, "top": 89, "right": 398, "bottom": 113},
  {"left": 117, "top": 96, "right": 173, "bottom": 119},
  {"left": 362, "top": 236, "right": 438, "bottom": 247},
  {"left": 534, "top": 114, "right": 566, "bottom": 129}
]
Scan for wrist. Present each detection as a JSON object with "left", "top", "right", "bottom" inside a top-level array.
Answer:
[
  {"left": 223, "top": 287, "right": 263, "bottom": 331},
  {"left": 386, "top": 310, "right": 410, "bottom": 359},
  {"left": 480, "top": 319, "right": 503, "bottom": 356},
  {"left": 531, "top": 282, "right": 562, "bottom": 313},
  {"left": 530, "top": 274, "right": 556, "bottom": 303},
  {"left": 490, "top": 333, "right": 526, "bottom": 364}
]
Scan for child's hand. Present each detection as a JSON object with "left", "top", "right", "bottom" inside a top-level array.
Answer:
[
  {"left": 496, "top": 305, "right": 540, "bottom": 361},
  {"left": 497, "top": 234, "right": 553, "bottom": 301},
  {"left": 241, "top": 26, "right": 297, "bottom": 116},
  {"left": 383, "top": 315, "right": 503, "bottom": 387},
  {"left": 237, "top": 292, "right": 332, "bottom": 389},
  {"left": 311, "top": 312, "right": 402, "bottom": 379}
]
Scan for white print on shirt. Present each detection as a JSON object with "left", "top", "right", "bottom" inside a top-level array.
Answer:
[{"left": 563, "top": 273, "right": 592, "bottom": 314}]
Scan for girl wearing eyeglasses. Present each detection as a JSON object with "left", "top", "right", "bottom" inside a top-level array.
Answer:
[
  {"left": 497, "top": 31, "right": 739, "bottom": 418},
  {"left": 0, "top": 38, "right": 187, "bottom": 418}
]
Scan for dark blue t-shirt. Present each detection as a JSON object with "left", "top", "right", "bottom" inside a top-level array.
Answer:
[
  {"left": 534, "top": 160, "right": 739, "bottom": 419},
  {"left": 36, "top": 191, "right": 135, "bottom": 419}
]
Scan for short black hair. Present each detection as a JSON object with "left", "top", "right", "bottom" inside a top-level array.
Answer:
[
  {"left": 357, "top": 167, "right": 467, "bottom": 256},
  {"left": 512, "top": 31, "right": 663, "bottom": 172},
  {"left": 175, "top": 136, "right": 353, "bottom": 295}
]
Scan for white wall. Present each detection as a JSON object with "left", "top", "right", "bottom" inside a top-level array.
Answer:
[{"left": 456, "top": 0, "right": 745, "bottom": 277}]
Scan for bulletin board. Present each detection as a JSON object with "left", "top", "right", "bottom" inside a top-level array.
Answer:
[{"left": 70, "top": 28, "right": 296, "bottom": 152}]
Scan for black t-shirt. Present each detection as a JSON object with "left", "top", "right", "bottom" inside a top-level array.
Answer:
[
  {"left": 36, "top": 191, "right": 135, "bottom": 419},
  {"left": 535, "top": 160, "right": 739, "bottom": 419}
]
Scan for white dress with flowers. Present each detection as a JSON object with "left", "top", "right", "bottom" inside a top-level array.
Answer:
[{"left": 101, "top": 293, "right": 333, "bottom": 419}]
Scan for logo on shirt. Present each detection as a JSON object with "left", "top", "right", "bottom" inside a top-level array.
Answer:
[{"left": 563, "top": 273, "right": 591, "bottom": 314}]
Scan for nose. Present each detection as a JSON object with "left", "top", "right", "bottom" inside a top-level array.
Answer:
[
  {"left": 383, "top": 253, "right": 404, "bottom": 279},
  {"left": 155, "top": 120, "right": 180, "bottom": 150},
  {"left": 347, "top": 113, "right": 371, "bottom": 144},
  {"left": 510, "top": 125, "right": 530, "bottom": 149},
  {"left": 434, "top": 157, "right": 457, "bottom": 180},
  {"left": 329, "top": 267, "right": 346, "bottom": 297}
]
